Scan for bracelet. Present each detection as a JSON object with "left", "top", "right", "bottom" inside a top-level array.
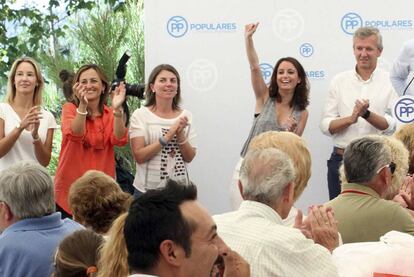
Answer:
[
  {"left": 361, "top": 109, "right": 371, "bottom": 119},
  {"left": 113, "top": 109, "right": 124, "bottom": 117},
  {"left": 32, "top": 136, "right": 41, "bottom": 144},
  {"left": 159, "top": 136, "right": 168, "bottom": 147},
  {"left": 178, "top": 138, "right": 188, "bottom": 145},
  {"left": 113, "top": 110, "right": 124, "bottom": 117},
  {"left": 76, "top": 108, "right": 88, "bottom": 115}
]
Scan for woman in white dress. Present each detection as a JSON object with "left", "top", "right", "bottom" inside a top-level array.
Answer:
[
  {"left": 129, "top": 64, "right": 196, "bottom": 196},
  {"left": 0, "top": 57, "right": 57, "bottom": 170}
]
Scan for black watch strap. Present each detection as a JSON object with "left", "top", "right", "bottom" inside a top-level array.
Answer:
[{"left": 362, "top": 109, "right": 371, "bottom": 119}]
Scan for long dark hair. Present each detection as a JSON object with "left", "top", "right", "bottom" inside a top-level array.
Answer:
[
  {"left": 144, "top": 64, "right": 181, "bottom": 110},
  {"left": 268, "top": 57, "right": 309, "bottom": 110}
]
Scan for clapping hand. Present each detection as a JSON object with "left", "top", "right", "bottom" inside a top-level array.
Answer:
[
  {"left": 307, "top": 205, "right": 339, "bottom": 253},
  {"left": 73, "top": 82, "right": 88, "bottom": 107},
  {"left": 283, "top": 116, "right": 298, "bottom": 132},
  {"left": 111, "top": 82, "right": 126, "bottom": 110},
  {"left": 20, "top": 106, "right": 42, "bottom": 136},
  {"left": 394, "top": 175, "right": 414, "bottom": 210}
]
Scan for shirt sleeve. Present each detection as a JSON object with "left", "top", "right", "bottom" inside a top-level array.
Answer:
[
  {"left": 320, "top": 78, "right": 340, "bottom": 136},
  {"left": 390, "top": 41, "right": 413, "bottom": 96},
  {"left": 61, "top": 103, "right": 85, "bottom": 142},
  {"left": 129, "top": 108, "right": 147, "bottom": 139},
  {"left": 44, "top": 110, "right": 58, "bottom": 129},
  {"left": 392, "top": 205, "right": 414, "bottom": 236},
  {"left": 0, "top": 104, "right": 5, "bottom": 121},
  {"left": 110, "top": 127, "right": 129, "bottom": 146},
  {"left": 261, "top": 235, "right": 338, "bottom": 277}
]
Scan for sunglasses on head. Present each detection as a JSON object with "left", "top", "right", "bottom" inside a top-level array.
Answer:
[{"left": 376, "top": 162, "right": 396, "bottom": 175}]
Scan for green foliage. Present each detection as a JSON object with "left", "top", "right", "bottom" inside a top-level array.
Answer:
[{"left": 0, "top": 0, "right": 98, "bottom": 82}]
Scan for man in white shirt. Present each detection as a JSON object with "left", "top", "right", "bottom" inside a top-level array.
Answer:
[
  {"left": 390, "top": 38, "right": 414, "bottom": 96},
  {"left": 320, "top": 27, "right": 398, "bottom": 200},
  {"left": 214, "top": 147, "right": 339, "bottom": 277},
  {"left": 124, "top": 179, "right": 250, "bottom": 277}
]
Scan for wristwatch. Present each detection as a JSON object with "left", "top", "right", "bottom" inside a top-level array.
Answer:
[
  {"left": 15, "top": 123, "right": 23, "bottom": 131},
  {"left": 361, "top": 109, "right": 371, "bottom": 119}
]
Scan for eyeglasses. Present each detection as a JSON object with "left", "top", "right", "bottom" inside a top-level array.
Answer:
[{"left": 376, "top": 162, "right": 396, "bottom": 175}]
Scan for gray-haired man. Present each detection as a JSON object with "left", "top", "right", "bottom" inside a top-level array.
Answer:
[
  {"left": 326, "top": 136, "right": 414, "bottom": 243},
  {"left": 214, "top": 148, "right": 339, "bottom": 276},
  {"left": 0, "top": 161, "right": 83, "bottom": 277}
]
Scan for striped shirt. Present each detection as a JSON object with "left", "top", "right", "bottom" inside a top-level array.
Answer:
[{"left": 213, "top": 201, "right": 338, "bottom": 277}]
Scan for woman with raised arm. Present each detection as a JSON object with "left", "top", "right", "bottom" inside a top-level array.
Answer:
[
  {"left": 0, "top": 57, "right": 57, "bottom": 170},
  {"left": 129, "top": 64, "right": 196, "bottom": 197},
  {"left": 54, "top": 64, "right": 128, "bottom": 217},
  {"left": 231, "top": 23, "right": 310, "bottom": 209}
]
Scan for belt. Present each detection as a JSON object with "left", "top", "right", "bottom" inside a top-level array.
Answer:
[{"left": 334, "top": 147, "right": 344, "bottom": 156}]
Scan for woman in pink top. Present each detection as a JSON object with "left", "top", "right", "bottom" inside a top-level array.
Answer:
[{"left": 55, "top": 64, "right": 128, "bottom": 217}]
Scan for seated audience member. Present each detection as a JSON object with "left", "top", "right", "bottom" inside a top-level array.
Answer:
[
  {"left": 394, "top": 123, "right": 414, "bottom": 174},
  {"left": 339, "top": 135, "right": 409, "bottom": 202},
  {"left": 124, "top": 179, "right": 250, "bottom": 277},
  {"left": 69, "top": 170, "right": 133, "bottom": 235},
  {"left": 214, "top": 148, "right": 339, "bottom": 276},
  {"left": 248, "top": 131, "right": 311, "bottom": 226},
  {"left": 53, "top": 229, "right": 104, "bottom": 277},
  {"left": 97, "top": 214, "right": 129, "bottom": 277},
  {"left": 0, "top": 161, "right": 83, "bottom": 277},
  {"left": 326, "top": 136, "right": 414, "bottom": 243}
]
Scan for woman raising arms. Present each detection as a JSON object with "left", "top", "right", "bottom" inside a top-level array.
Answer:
[
  {"left": 231, "top": 23, "right": 310, "bottom": 209},
  {"left": 0, "top": 57, "right": 57, "bottom": 170},
  {"left": 54, "top": 64, "right": 128, "bottom": 216},
  {"left": 240, "top": 22, "right": 309, "bottom": 157}
]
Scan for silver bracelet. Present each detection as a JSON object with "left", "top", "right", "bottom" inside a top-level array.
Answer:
[
  {"left": 159, "top": 136, "right": 168, "bottom": 147},
  {"left": 76, "top": 108, "right": 88, "bottom": 115}
]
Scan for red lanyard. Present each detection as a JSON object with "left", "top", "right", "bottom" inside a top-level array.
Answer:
[{"left": 341, "top": 189, "right": 371, "bottom": 196}]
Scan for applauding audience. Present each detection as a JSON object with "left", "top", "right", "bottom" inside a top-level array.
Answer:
[
  {"left": 0, "top": 161, "right": 82, "bottom": 277},
  {"left": 55, "top": 64, "right": 128, "bottom": 217},
  {"left": 0, "top": 57, "right": 57, "bottom": 170},
  {"left": 326, "top": 136, "right": 414, "bottom": 243},
  {"left": 214, "top": 146, "right": 338, "bottom": 276}
]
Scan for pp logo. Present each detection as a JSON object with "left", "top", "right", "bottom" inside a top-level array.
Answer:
[
  {"left": 341, "top": 12, "right": 363, "bottom": 35},
  {"left": 259, "top": 63, "right": 273, "bottom": 85},
  {"left": 272, "top": 9, "right": 304, "bottom": 42},
  {"left": 167, "top": 16, "right": 188, "bottom": 38},
  {"left": 299, "top": 43, "right": 314, "bottom": 57},
  {"left": 186, "top": 59, "right": 218, "bottom": 91},
  {"left": 393, "top": 96, "right": 414, "bottom": 123}
]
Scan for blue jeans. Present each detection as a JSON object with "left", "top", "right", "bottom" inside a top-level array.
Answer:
[{"left": 327, "top": 150, "right": 343, "bottom": 200}]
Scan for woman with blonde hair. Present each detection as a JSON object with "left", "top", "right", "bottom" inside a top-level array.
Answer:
[
  {"left": 53, "top": 229, "right": 104, "bottom": 277},
  {"left": 97, "top": 213, "right": 129, "bottom": 277},
  {"left": 394, "top": 123, "right": 414, "bottom": 175},
  {"left": 0, "top": 57, "right": 57, "bottom": 170}
]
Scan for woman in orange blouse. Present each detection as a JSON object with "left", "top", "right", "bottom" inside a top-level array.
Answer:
[{"left": 54, "top": 64, "right": 128, "bottom": 217}]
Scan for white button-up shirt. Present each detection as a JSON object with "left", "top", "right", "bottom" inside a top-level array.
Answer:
[
  {"left": 320, "top": 68, "right": 398, "bottom": 148},
  {"left": 390, "top": 39, "right": 414, "bottom": 96},
  {"left": 213, "top": 201, "right": 338, "bottom": 277}
]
